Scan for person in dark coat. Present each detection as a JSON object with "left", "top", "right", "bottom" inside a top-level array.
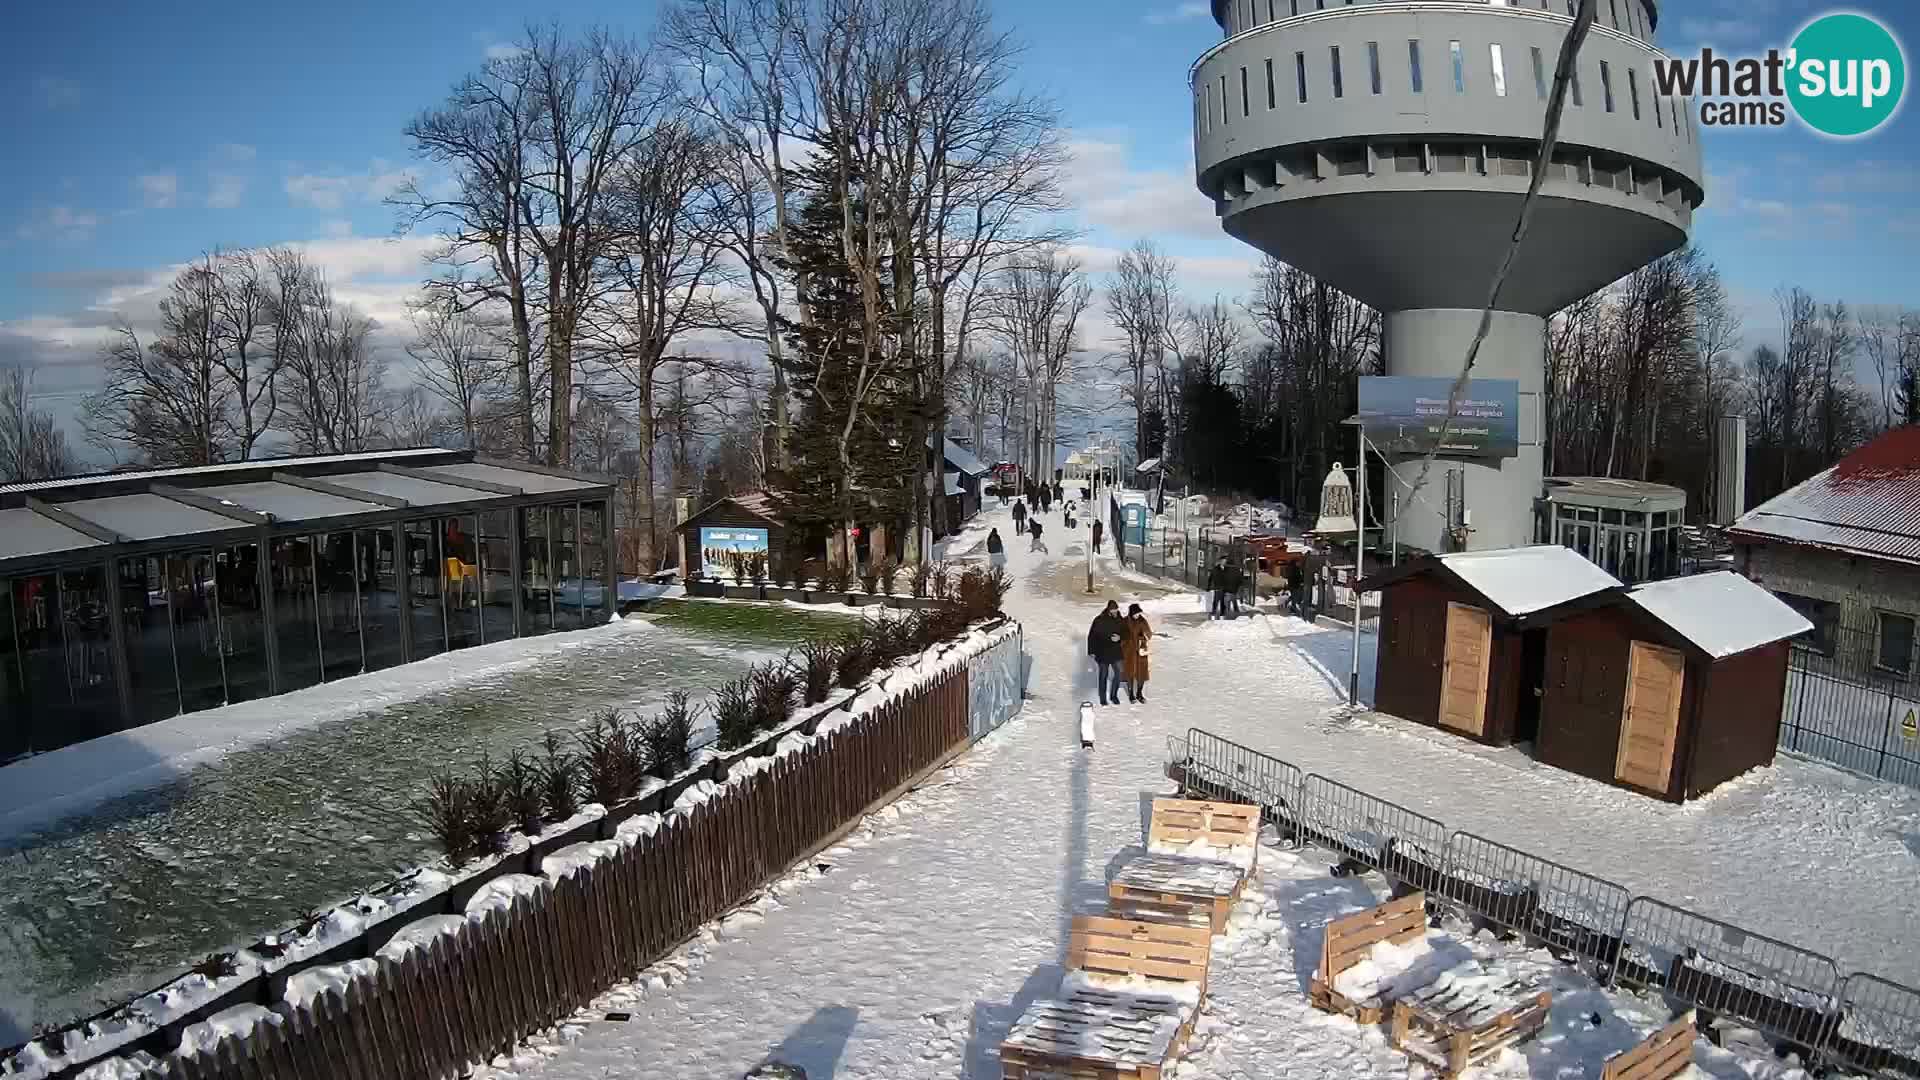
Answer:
[
  {"left": 1092, "top": 518, "right": 1104, "bottom": 553},
  {"left": 1226, "top": 560, "right": 1247, "bottom": 617},
  {"left": 1028, "top": 517, "right": 1046, "bottom": 553},
  {"left": 1011, "top": 500, "right": 1027, "bottom": 533},
  {"left": 1206, "top": 556, "right": 1230, "bottom": 619},
  {"left": 986, "top": 528, "right": 1006, "bottom": 568},
  {"left": 1087, "top": 600, "right": 1126, "bottom": 706}
]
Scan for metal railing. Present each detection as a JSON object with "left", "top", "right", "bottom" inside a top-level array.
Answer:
[{"left": 1166, "top": 726, "right": 1920, "bottom": 1076}]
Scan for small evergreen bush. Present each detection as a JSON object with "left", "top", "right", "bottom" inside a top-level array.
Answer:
[
  {"left": 498, "top": 749, "right": 546, "bottom": 833},
  {"left": 639, "top": 691, "right": 697, "bottom": 779},
  {"left": 466, "top": 754, "right": 511, "bottom": 857},
  {"left": 751, "top": 663, "right": 799, "bottom": 732},
  {"left": 836, "top": 626, "right": 879, "bottom": 687},
  {"left": 576, "top": 709, "right": 646, "bottom": 805},
  {"left": 539, "top": 732, "right": 581, "bottom": 823},
  {"left": 713, "top": 675, "right": 758, "bottom": 750},
  {"left": 795, "top": 638, "right": 839, "bottom": 704},
  {"left": 420, "top": 770, "right": 476, "bottom": 864},
  {"left": 821, "top": 560, "right": 852, "bottom": 594}
]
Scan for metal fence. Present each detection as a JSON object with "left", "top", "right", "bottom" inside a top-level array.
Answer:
[
  {"left": 1166, "top": 726, "right": 1920, "bottom": 1076},
  {"left": 1781, "top": 627, "right": 1920, "bottom": 789},
  {"left": 36, "top": 625, "right": 1027, "bottom": 1080}
]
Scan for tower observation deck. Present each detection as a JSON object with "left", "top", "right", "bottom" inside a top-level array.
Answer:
[{"left": 1191, "top": 0, "right": 1703, "bottom": 552}]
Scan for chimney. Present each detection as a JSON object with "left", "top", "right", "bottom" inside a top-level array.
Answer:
[{"left": 1715, "top": 415, "right": 1747, "bottom": 525}]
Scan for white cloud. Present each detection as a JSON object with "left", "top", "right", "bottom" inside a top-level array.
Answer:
[
  {"left": 323, "top": 220, "right": 355, "bottom": 238},
  {"left": 136, "top": 172, "right": 178, "bottom": 209},
  {"left": 206, "top": 173, "right": 248, "bottom": 209},
  {"left": 1065, "top": 134, "right": 1218, "bottom": 241},
  {"left": 15, "top": 205, "right": 100, "bottom": 244},
  {"left": 284, "top": 159, "right": 422, "bottom": 211},
  {"left": 1144, "top": 1, "right": 1210, "bottom": 25},
  {"left": 213, "top": 142, "right": 258, "bottom": 163},
  {"left": 485, "top": 42, "right": 523, "bottom": 60}
]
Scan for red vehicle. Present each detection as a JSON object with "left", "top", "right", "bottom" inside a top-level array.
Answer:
[{"left": 990, "top": 462, "right": 1020, "bottom": 495}]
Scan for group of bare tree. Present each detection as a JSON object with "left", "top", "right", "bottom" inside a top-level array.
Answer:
[
  {"left": 82, "top": 247, "right": 393, "bottom": 466},
  {"left": 0, "top": 363, "right": 73, "bottom": 483}
]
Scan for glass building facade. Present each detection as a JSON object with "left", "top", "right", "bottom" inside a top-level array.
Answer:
[
  {"left": 1534, "top": 476, "right": 1686, "bottom": 585},
  {"left": 0, "top": 452, "right": 616, "bottom": 765}
]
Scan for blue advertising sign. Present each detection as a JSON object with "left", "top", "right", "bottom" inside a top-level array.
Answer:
[
  {"left": 1357, "top": 376, "right": 1520, "bottom": 459},
  {"left": 697, "top": 527, "right": 770, "bottom": 575}
]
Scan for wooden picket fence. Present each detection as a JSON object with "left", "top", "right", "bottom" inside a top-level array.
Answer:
[{"left": 108, "top": 662, "right": 974, "bottom": 1080}]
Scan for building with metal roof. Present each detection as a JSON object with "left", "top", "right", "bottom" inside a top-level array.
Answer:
[
  {"left": 1729, "top": 428, "right": 1920, "bottom": 750},
  {"left": 2, "top": 449, "right": 616, "bottom": 763},
  {"left": 1536, "top": 475, "right": 1688, "bottom": 583}
]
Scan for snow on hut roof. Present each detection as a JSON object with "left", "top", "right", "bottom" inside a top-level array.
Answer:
[
  {"left": 1625, "top": 571, "right": 1813, "bottom": 659},
  {"left": 930, "top": 435, "right": 990, "bottom": 477},
  {"left": 1729, "top": 426, "right": 1920, "bottom": 564},
  {"left": 1436, "top": 545, "right": 1623, "bottom": 616}
]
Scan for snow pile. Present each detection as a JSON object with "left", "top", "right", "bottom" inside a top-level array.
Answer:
[
  {"left": 375, "top": 915, "right": 468, "bottom": 962},
  {"left": 541, "top": 840, "right": 624, "bottom": 881},
  {"left": 465, "top": 874, "right": 546, "bottom": 920},
  {"left": 1438, "top": 545, "right": 1623, "bottom": 615},
  {"left": 1147, "top": 835, "right": 1257, "bottom": 871},
  {"left": 71, "top": 1054, "right": 162, "bottom": 1080},
  {"left": 175, "top": 1004, "right": 281, "bottom": 1060},
  {"left": 1326, "top": 934, "right": 1458, "bottom": 1006},
  {"left": 1626, "top": 571, "right": 1813, "bottom": 658},
  {"left": 1058, "top": 969, "right": 1204, "bottom": 1008},
  {"left": 283, "top": 959, "right": 378, "bottom": 1009}
]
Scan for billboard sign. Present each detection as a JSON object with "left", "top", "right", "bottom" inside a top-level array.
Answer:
[
  {"left": 1357, "top": 376, "right": 1520, "bottom": 459},
  {"left": 697, "top": 527, "right": 770, "bottom": 574}
]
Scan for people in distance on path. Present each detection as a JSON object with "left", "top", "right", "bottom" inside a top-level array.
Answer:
[
  {"left": 1207, "top": 556, "right": 1230, "bottom": 619},
  {"left": 986, "top": 527, "right": 1007, "bottom": 569},
  {"left": 1087, "top": 600, "right": 1126, "bottom": 706},
  {"left": 1226, "top": 559, "right": 1247, "bottom": 617},
  {"left": 1011, "top": 499, "right": 1027, "bottom": 534},
  {"left": 1092, "top": 518, "right": 1104, "bottom": 554},
  {"left": 1122, "top": 603, "right": 1151, "bottom": 703},
  {"left": 1028, "top": 517, "right": 1046, "bottom": 553},
  {"left": 1064, "top": 507, "right": 1077, "bottom": 530}
]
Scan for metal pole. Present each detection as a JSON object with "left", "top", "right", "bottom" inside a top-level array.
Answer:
[
  {"left": 350, "top": 532, "right": 366, "bottom": 674},
  {"left": 1351, "top": 423, "right": 1364, "bottom": 707},
  {"left": 309, "top": 538, "right": 325, "bottom": 682}
]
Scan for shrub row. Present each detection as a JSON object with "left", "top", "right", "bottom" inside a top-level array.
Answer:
[
  {"left": 717, "top": 556, "right": 971, "bottom": 600},
  {"left": 417, "top": 565, "right": 1012, "bottom": 865}
]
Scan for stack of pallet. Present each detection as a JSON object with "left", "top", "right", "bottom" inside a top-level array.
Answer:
[{"left": 996, "top": 797, "right": 1264, "bottom": 1079}]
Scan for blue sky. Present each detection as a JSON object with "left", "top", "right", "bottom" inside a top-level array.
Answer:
[{"left": 1, "top": 0, "right": 1916, "bottom": 444}]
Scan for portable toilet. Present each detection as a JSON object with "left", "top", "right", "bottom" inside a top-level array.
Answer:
[{"left": 1117, "top": 490, "right": 1150, "bottom": 548}]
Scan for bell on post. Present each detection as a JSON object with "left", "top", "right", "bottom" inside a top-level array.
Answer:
[{"left": 1314, "top": 463, "right": 1357, "bottom": 536}]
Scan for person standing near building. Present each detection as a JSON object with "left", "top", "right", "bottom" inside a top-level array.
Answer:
[
  {"left": 1206, "top": 555, "right": 1230, "bottom": 619},
  {"left": 1087, "top": 600, "right": 1126, "bottom": 706},
  {"left": 1012, "top": 499, "right": 1027, "bottom": 535},
  {"left": 1092, "top": 517, "right": 1104, "bottom": 554},
  {"left": 1122, "top": 603, "right": 1151, "bottom": 703}
]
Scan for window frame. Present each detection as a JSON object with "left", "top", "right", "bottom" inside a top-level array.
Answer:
[{"left": 1877, "top": 610, "right": 1916, "bottom": 675}]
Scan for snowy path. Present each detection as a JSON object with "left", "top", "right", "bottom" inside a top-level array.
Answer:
[{"left": 467, "top": 500, "right": 1894, "bottom": 1079}]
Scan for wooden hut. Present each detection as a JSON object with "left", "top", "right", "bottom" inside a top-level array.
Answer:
[
  {"left": 1536, "top": 571, "right": 1811, "bottom": 802},
  {"left": 676, "top": 492, "right": 788, "bottom": 579},
  {"left": 1357, "top": 546, "right": 1624, "bottom": 747}
]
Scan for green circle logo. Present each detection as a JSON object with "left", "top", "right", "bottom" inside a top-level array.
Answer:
[{"left": 1786, "top": 12, "right": 1906, "bottom": 137}]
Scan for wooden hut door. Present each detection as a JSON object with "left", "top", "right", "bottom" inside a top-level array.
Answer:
[
  {"left": 1615, "top": 641, "right": 1685, "bottom": 792},
  {"left": 1439, "top": 602, "right": 1493, "bottom": 736}
]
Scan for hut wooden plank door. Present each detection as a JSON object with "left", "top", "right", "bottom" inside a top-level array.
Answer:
[
  {"left": 1440, "top": 602, "right": 1493, "bottom": 736},
  {"left": 1615, "top": 641, "right": 1685, "bottom": 793}
]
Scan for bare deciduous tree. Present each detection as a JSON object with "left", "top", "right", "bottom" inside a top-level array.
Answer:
[
  {"left": 988, "top": 245, "right": 1091, "bottom": 481},
  {"left": 0, "top": 362, "right": 74, "bottom": 482},
  {"left": 276, "top": 271, "right": 386, "bottom": 454},
  {"left": 406, "top": 296, "right": 505, "bottom": 448},
  {"left": 1107, "top": 240, "right": 1178, "bottom": 458},
  {"left": 83, "top": 259, "right": 228, "bottom": 465}
]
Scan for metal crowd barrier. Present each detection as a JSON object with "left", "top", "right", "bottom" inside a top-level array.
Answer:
[{"left": 1162, "top": 727, "right": 1920, "bottom": 1076}]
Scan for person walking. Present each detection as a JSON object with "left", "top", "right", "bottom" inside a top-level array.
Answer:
[
  {"left": 1206, "top": 556, "right": 1230, "bottom": 619},
  {"left": 1121, "top": 603, "right": 1151, "bottom": 703},
  {"left": 1087, "top": 600, "right": 1126, "bottom": 706},
  {"left": 1011, "top": 499, "right": 1027, "bottom": 534},
  {"left": 986, "top": 527, "right": 1007, "bottom": 568},
  {"left": 1028, "top": 517, "right": 1046, "bottom": 553},
  {"left": 1092, "top": 517, "right": 1104, "bottom": 554}
]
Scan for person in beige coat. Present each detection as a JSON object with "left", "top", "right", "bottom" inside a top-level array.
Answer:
[{"left": 1121, "top": 604, "right": 1151, "bottom": 703}]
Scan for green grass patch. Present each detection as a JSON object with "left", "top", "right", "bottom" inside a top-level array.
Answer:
[{"left": 645, "top": 598, "right": 851, "bottom": 645}]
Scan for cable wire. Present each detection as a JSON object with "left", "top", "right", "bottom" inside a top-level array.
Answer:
[{"left": 1398, "top": 0, "right": 1600, "bottom": 528}]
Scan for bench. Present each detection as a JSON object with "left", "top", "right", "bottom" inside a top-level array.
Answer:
[
  {"left": 1108, "top": 798, "right": 1260, "bottom": 934},
  {"left": 1601, "top": 1010, "right": 1698, "bottom": 1080},
  {"left": 999, "top": 916, "right": 1212, "bottom": 1080},
  {"left": 1389, "top": 978, "right": 1554, "bottom": 1078},
  {"left": 1308, "top": 891, "right": 1428, "bottom": 1024}
]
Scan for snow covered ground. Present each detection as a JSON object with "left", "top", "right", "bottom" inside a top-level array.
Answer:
[{"left": 455, "top": 499, "right": 1911, "bottom": 1079}]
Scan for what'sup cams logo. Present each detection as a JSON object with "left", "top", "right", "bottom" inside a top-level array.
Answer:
[{"left": 1652, "top": 11, "right": 1907, "bottom": 137}]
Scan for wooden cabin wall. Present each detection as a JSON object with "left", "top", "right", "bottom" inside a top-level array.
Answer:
[
  {"left": 1683, "top": 641, "right": 1791, "bottom": 798},
  {"left": 1376, "top": 577, "right": 1448, "bottom": 730}
]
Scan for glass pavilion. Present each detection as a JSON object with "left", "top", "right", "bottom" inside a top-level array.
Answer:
[
  {"left": 1535, "top": 475, "right": 1687, "bottom": 585},
  {"left": 0, "top": 450, "right": 616, "bottom": 763}
]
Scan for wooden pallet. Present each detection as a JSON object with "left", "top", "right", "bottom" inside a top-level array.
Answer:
[
  {"left": 1388, "top": 979, "right": 1553, "bottom": 1078},
  {"left": 1601, "top": 1010, "right": 1698, "bottom": 1080},
  {"left": 999, "top": 917, "right": 1211, "bottom": 1080},
  {"left": 1307, "top": 891, "right": 1427, "bottom": 1025},
  {"left": 1108, "top": 855, "right": 1247, "bottom": 935},
  {"left": 1145, "top": 796, "right": 1261, "bottom": 874},
  {"left": 1106, "top": 893, "right": 1215, "bottom": 930}
]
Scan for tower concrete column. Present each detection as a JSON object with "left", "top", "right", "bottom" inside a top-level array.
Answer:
[{"left": 1381, "top": 309, "right": 1544, "bottom": 554}]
